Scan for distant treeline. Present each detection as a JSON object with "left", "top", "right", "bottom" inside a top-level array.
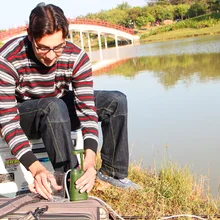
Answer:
[
  {"left": 79, "top": 0, "right": 220, "bottom": 28},
  {"left": 140, "top": 12, "right": 220, "bottom": 38}
]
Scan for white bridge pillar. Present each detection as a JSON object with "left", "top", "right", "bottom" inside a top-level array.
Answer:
[
  {"left": 80, "top": 30, "right": 84, "bottom": 50},
  {"left": 115, "top": 35, "right": 118, "bottom": 49},
  {"left": 69, "top": 30, "right": 73, "bottom": 43},
  {"left": 98, "top": 32, "right": 103, "bottom": 61},
  {"left": 87, "top": 33, "right": 92, "bottom": 58},
  {"left": 104, "top": 35, "right": 108, "bottom": 49}
]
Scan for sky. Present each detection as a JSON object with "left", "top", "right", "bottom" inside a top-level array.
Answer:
[{"left": 0, "top": 0, "right": 148, "bottom": 30}]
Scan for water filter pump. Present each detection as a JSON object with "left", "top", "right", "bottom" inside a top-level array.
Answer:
[{"left": 69, "top": 149, "right": 88, "bottom": 201}]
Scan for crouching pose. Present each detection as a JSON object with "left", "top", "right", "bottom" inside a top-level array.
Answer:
[{"left": 0, "top": 3, "right": 140, "bottom": 199}]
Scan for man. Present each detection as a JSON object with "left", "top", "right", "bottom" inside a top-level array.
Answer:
[{"left": 0, "top": 3, "right": 139, "bottom": 199}]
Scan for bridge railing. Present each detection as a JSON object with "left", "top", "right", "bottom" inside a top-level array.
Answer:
[
  {"left": 0, "top": 26, "right": 27, "bottom": 42},
  {"left": 0, "top": 18, "right": 134, "bottom": 42},
  {"left": 68, "top": 18, "right": 134, "bottom": 35}
]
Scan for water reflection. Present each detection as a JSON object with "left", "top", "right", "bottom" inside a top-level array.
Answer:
[
  {"left": 94, "top": 51, "right": 220, "bottom": 198},
  {"left": 94, "top": 53, "right": 220, "bottom": 88}
]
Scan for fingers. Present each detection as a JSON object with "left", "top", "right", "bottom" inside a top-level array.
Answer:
[
  {"left": 76, "top": 166, "right": 96, "bottom": 193},
  {"left": 84, "top": 176, "right": 96, "bottom": 193},
  {"left": 28, "top": 183, "right": 37, "bottom": 193},
  {"left": 48, "top": 174, "right": 63, "bottom": 191},
  {"left": 34, "top": 171, "right": 52, "bottom": 199}
]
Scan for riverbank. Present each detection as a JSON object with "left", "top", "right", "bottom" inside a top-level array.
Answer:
[
  {"left": 91, "top": 154, "right": 219, "bottom": 219},
  {"left": 138, "top": 23, "right": 220, "bottom": 43}
]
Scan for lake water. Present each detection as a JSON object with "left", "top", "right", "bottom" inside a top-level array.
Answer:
[{"left": 91, "top": 35, "right": 220, "bottom": 197}]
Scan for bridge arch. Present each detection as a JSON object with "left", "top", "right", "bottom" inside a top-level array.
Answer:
[{"left": 68, "top": 18, "right": 139, "bottom": 60}]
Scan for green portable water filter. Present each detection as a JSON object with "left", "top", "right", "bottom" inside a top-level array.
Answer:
[{"left": 69, "top": 149, "right": 88, "bottom": 201}]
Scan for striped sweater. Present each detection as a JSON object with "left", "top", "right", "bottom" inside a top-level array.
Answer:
[{"left": 0, "top": 36, "right": 98, "bottom": 169}]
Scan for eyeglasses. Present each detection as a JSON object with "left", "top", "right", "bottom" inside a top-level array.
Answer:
[{"left": 33, "top": 39, "right": 66, "bottom": 54}]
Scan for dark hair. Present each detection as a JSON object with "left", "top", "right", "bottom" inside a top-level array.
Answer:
[{"left": 28, "top": 2, "right": 69, "bottom": 40}]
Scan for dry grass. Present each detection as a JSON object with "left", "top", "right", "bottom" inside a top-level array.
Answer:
[{"left": 90, "top": 154, "right": 220, "bottom": 219}]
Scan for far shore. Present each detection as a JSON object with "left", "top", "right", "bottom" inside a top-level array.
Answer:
[
  {"left": 139, "top": 25, "right": 220, "bottom": 43},
  {"left": 92, "top": 28, "right": 220, "bottom": 74}
]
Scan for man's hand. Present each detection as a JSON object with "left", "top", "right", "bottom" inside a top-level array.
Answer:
[
  {"left": 75, "top": 149, "right": 96, "bottom": 193},
  {"left": 28, "top": 161, "right": 60, "bottom": 199}
]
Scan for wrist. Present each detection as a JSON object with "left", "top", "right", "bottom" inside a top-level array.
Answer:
[
  {"left": 84, "top": 149, "right": 96, "bottom": 167},
  {"left": 28, "top": 160, "right": 47, "bottom": 177}
]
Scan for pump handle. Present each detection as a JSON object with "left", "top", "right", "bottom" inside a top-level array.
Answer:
[{"left": 72, "top": 149, "right": 84, "bottom": 171}]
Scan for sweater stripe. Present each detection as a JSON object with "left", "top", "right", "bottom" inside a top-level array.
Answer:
[{"left": 0, "top": 36, "right": 98, "bottom": 163}]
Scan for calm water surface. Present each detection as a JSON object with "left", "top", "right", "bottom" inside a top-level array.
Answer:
[
  {"left": 90, "top": 35, "right": 220, "bottom": 61},
  {"left": 91, "top": 35, "right": 220, "bottom": 197}
]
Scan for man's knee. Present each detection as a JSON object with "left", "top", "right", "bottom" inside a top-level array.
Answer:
[
  {"left": 113, "top": 91, "right": 127, "bottom": 103},
  {"left": 106, "top": 91, "right": 127, "bottom": 115},
  {"left": 39, "top": 97, "right": 69, "bottom": 122}
]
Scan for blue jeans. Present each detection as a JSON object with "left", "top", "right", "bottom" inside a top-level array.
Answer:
[
  {"left": 95, "top": 91, "right": 129, "bottom": 179},
  {"left": 18, "top": 90, "right": 129, "bottom": 178}
]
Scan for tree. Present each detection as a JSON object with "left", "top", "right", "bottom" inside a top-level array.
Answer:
[
  {"left": 174, "top": 4, "right": 190, "bottom": 20},
  {"left": 128, "top": 7, "right": 143, "bottom": 27},
  {"left": 169, "top": 0, "right": 186, "bottom": 4},
  {"left": 147, "top": 0, "right": 157, "bottom": 6},
  {"left": 152, "top": 5, "right": 173, "bottom": 21},
  {"left": 85, "top": 13, "right": 98, "bottom": 19},
  {"left": 207, "top": 0, "right": 220, "bottom": 12},
  {"left": 102, "top": 9, "right": 129, "bottom": 26},
  {"left": 156, "top": 0, "right": 170, "bottom": 4},
  {"left": 188, "top": 2, "right": 208, "bottom": 17},
  {"left": 116, "top": 1, "right": 131, "bottom": 10},
  {"left": 213, "top": 0, "right": 220, "bottom": 11}
]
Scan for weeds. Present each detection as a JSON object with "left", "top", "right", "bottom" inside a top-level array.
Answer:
[{"left": 91, "top": 154, "right": 219, "bottom": 219}]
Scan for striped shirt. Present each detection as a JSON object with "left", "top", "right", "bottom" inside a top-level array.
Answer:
[{"left": 0, "top": 36, "right": 98, "bottom": 169}]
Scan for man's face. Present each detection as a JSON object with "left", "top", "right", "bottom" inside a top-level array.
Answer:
[{"left": 31, "top": 30, "right": 66, "bottom": 67}]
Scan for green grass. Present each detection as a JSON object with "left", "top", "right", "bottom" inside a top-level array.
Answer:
[
  {"left": 91, "top": 154, "right": 219, "bottom": 219},
  {"left": 139, "top": 24, "right": 220, "bottom": 43},
  {"left": 139, "top": 13, "right": 220, "bottom": 43}
]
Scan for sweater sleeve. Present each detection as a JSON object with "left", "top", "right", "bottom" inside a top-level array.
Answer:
[
  {"left": 0, "top": 57, "right": 37, "bottom": 169},
  {"left": 72, "top": 51, "right": 99, "bottom": 153}
]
